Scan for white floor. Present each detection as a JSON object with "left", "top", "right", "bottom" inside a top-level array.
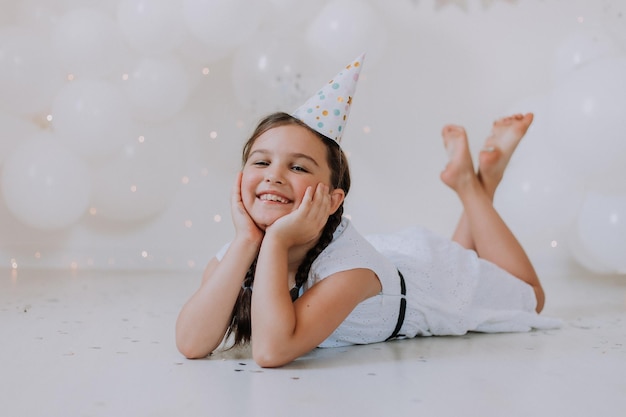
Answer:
[{"left": 2, "top": 262, "right": 625, "bottom": 417}]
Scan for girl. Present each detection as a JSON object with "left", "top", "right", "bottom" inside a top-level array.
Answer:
[{"left": 176, "top": 57, "right": 559, "bottom": 368}]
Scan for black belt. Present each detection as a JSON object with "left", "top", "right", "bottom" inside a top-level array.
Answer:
[{"left": 386, "top": 270, "right": 406, "bottom": 341}]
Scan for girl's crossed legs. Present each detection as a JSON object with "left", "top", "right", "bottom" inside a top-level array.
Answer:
[{"left": 440, "top": 114, "right": 544, "bottom": 312}]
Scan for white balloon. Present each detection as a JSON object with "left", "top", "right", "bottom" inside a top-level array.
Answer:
[
  {"left": 0, "top": 26, "right": 64, "bottom": 115},
  {"left": 59, "top": 0, "right": 118, "bottom": 15},
  {"left": 177, "top": 31, "right": 233, "bottom": 67},
  {"left": 0, "top": 113, "right": 40, "bottom": 166},
  {"left": 552, "top": 29, "right": 622, "bottom": 80},
  {"left": 306, "top": 0, "right": 387, "bottom": 69},
  {"left": 571, "top": 192, "right": 626, "bottom": 273},
  {"left": 176, "top": 33, "right": 233, "bottom": 91},
  {"left": 52, "top": 79, "right": 132, "bottom": 158},
  {"left": 493, "top": 96, "right": 586, "bottom": 238},
  {"left": 182, "top": 0, "right": 265, "bottom": 50},
  {"left": 1, "top": 134, "right": 91, "bottom": 230},
  {"left": 117, "top": 0, "right": 186, "bottom": 55},
  {"left": 566, "top": 223, "right": 614, "bottom": 274},
  {"left": 547, "top": 57, "right": 626, "bottom": 177},
  {"left": 231, "top": 35, "right": 319, "bottom": 114},
  {"left": 89, "top": 125, "right": 182, "bottom": 222},
  {"left": 267, "top": 0, "right": 328, "bottom": 31},
  {"left": 582, "top": 151, "right": 626, "bottom": 195},
  {"left": 494, "top": 141, "right": 585, "bottom": 240},
  {"left": 125, "top": 56, "right": 191, "bottom": 122},
  {"left": 52, "top": 8, "right": 126, "bottom": 77},
  {"left": 14, "top": 0, "right": 65, "bottom": 34}
]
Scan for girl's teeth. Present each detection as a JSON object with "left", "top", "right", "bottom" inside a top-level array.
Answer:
[{"left": 261, "top": 194, "right": 288, "bottom": 203}]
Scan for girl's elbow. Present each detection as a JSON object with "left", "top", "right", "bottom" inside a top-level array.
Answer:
[
  {"left": 252, "top": 345, "right": 294, "bottom": 368},
  {"left": 253, "top": 353, "right": 288, "bottom": 368},
  {"left": 179, "top": 347, "right": 209, "bottom": 360},
  {"left": 176, "top": 336, "right": 213, "bottom": 360},
  {"left": 177, "top": 343, "right": 203, "bottom": 360}
]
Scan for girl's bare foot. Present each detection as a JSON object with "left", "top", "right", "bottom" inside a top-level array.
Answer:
[
  {"left": 478, "top": 113, "right": 534, "bottom": 197},
  {"left": 440, "top": 124, "right": 477, "bottom": 192}
]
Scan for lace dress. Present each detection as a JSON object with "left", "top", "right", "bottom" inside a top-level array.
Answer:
[{"left": 307, "top": 218, "right": 561, "bottom": 347}]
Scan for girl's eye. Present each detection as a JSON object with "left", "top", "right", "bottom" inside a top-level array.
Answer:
[
  {"left": 291, "top": 165, "right": 308, "bottom": 173},
  {"left": 253, "top": 161, "right": 269, "bottom": 166}
]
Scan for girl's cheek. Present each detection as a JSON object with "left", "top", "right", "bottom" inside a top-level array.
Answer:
[{"left": 239, "top": 182, "right": 254, "bottom": 206}]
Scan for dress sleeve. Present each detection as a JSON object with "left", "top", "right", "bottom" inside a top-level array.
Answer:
[
  {"left": 307, "top": 219, "right": 400, "bottom": 295},
  {"left": 214, "top": 242, "right": 231, "bottom": 261}
]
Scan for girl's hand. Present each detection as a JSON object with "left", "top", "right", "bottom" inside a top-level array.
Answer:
[
  {"left": 230, "top": 172, "right": 264, "bottom": 245},
  {"left": 266, "top": 183, "right": 331, "bottom": 247}
]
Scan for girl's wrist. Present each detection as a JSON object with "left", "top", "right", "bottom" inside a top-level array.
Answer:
[
  {"left": 262, "top": 229, "right": 295, "bottom": 252},
  {"left": 232, "top": 233, "right": 263, "bottom": 251}
]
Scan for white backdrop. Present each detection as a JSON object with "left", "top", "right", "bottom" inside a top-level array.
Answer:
[{"left": 1, "top": 0, "right": 625, "bottom": 273}]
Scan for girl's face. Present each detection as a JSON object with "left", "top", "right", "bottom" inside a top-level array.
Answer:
[{"left": 241, "top": 124, "right": 342, "bottom": 230}]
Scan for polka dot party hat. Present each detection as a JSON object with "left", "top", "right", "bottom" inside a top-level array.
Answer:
[{"left": 292, "top": 53, "right": 365, "bottom": 144}]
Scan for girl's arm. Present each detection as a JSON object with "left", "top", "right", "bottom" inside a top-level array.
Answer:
[
  {"left": 175, "top": 237, "right": 259, "bottom": 359},
  {"left": 253, "top": 252, "right": 381, "bottom": 368},
  {"left": 176, "top": 173, "right": 263, "bottom": 358},
  {"left": 250, "top": 184, "right": 381, "bottom": 368}
]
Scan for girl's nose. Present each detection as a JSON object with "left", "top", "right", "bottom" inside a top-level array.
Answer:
[{"left": 265, "top": 171, "right": 284, "bottom": 184}]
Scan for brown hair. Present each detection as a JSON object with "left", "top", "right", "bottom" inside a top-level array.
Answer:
[{"left": 225, "top": 112, "right": 351, "bottom": 347}]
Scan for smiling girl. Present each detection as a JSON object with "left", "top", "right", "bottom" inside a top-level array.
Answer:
[{"left": 175, "top": 55, "right": 559, "bottom": 368}]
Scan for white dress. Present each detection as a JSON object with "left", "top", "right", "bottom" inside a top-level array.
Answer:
[
  {"left": 216, "top": 217, "right": 561, "bottom": 348},
  {"left": 306, "top": 218, "right": 561, "bottom": 347}
]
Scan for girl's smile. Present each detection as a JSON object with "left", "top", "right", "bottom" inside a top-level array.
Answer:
[{"left": 258, "top": 191, "right": 292, "bottom": 204}]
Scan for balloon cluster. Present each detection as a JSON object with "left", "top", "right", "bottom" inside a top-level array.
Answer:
[
  {"left": 495, "top": 29, "right": 626, "bottom": 274},
  {"left": 1, "top": 1, "right": 624, "bottom": 276},
  {"left": 0, "top": 0, "right": 387, "bottom": 230}
]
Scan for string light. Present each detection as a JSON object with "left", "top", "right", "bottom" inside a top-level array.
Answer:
[
  {"left": 122, "top": 73, "right": 129, "bottom": 81},
  {"left": 213, "top": 214, "right": 222, "bottom": 223},
  {"left": 550, "top": 240, "right": 558, "bottom": 248},
  {"left": 137, "top": 135, "right": 145, "bottom": 143},
  {"left": 577, "top": 16, "right": 584, "bottom": 23},
  {"left": 181, "top": 176, "right": 190, "bottom": 185},
  {"left": 363, "top": 126, "right": 371, "bottom": 134},
  {"left": 202, "top": 67, "right": 210, "bottom": 76},
  {"left": 184, "top": 220, "right": 193, "bottom": 228},
  {"left": 11, "top": 258, "right": 18, "bottom": 269},
  {"left": 67, "top": 73, "right": 75, "bottom": 81},
  {"left": 46, "top": 114, "right": 53, "bottom": 122},
  {"left": 141, "top": 251, "right": 148, "bottom": 258},
  {"left": 70, "top": 262, "right": 78, "bottom": 270},
  {"left": 130, "top": 185, "right": 137, "bottom": 192},
  {"left": 209, "top": 131, "right": 218, "bottom": 139},
  {"left": 187, "top": 260, "right": 196, "bottom": 268},
  {"left": 89, "top": 207, "right": 97, "bottom": 216}
]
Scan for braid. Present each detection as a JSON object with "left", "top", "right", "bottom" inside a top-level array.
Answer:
[
  {"left": 224, "top": 259, "right": 256, "bottom": 347},
  {"left": 291, "top": 206, "right": 344, "bottom": 301}
]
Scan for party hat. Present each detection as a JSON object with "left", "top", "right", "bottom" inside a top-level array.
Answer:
[{"left": 292, "top": 53, "right": 365, "bottom": 144}]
